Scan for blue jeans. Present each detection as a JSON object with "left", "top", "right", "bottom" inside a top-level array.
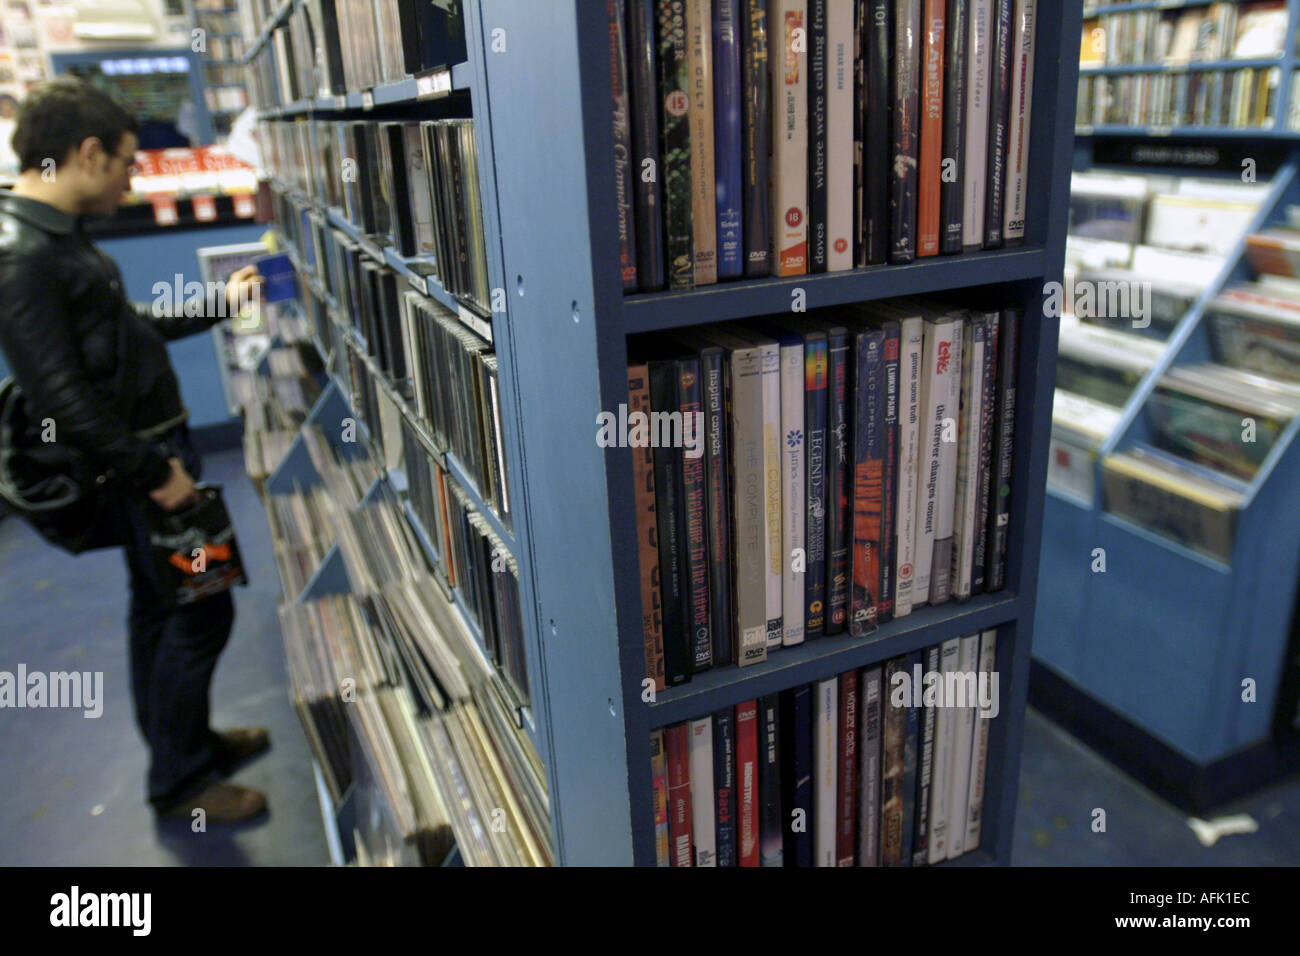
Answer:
[{"left": 119, "top": 426, "right": 236, "bottom": 808}]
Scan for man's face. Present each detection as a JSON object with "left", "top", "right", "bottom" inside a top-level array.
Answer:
[{"left": 82, "top": 131, "right": 138, "bottom": 216}]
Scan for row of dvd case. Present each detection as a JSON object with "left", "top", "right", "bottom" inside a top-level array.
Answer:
[
  {"left": 1077, "top": 66, "right": 1285, "bottom": 130},
  {"left": 653, "top": 630, "right": 997, "bottom": 866},
  {"left": 244, "top": 0, "right": 467, "bottom": 107},
  {"left": 262, "top": 117, "right": 491, "bottom": 316}
]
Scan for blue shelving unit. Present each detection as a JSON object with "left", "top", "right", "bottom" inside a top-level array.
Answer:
[
  {"left": 1076, "top": 0, "right": 1300, "bottom": 139},
  {"left": 468, "top": 1, "right": 1080, "bottom": 866},
  {"left": 248, "top": 0, "right": 1083, "bottom": 865},
  {"left": 1037, "top": 114, "right": 1300, "bottom": 805}
]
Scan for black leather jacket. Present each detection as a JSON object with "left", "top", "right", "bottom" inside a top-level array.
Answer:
[{"left": 0, "top": 191, "right": 226, "bottom": 492}]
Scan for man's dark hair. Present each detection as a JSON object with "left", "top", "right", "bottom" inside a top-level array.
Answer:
[{"left": 12, "top": 78, "right": 139, "bottom": 173}]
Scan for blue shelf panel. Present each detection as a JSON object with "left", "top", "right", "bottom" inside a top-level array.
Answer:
[
  {"left": 1080, "top": 57, "right": 1285, "bottom": 75},
  {"left": 622, "top": 249, "right": 1047, "bottom": 333},
  {"left": 1046, "top": 483, "right": 1095, "bottom": 512},
  {"left": 1098, "top": 511, "right": 1233, "bottom": 575},
  {"left": 1077, "top": 124, "right": 1300, "bottom": 139},
  {"left": 297, "top": 543, "right": 352, "bottom": 601},
  {"left": 256, "top": 63, "right": 469, "bottom": 118},
  {"left": 1083, "top": 0, "right": 1217, "bottom": 14},
  {"left": 646, "top": 592, "right": 1022, "bottom": 728},
  {"left": 311, "top": 758, "right": 356, "bottom": 865}
]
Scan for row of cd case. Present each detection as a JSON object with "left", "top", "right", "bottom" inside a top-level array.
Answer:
[
  {"left": 252, "top": 0, "right": 468, "bottom": 108},
  {"left": 299, "top": 214, "right": 512, "bottom": 535},
  {"left": 262, "top": 117, "right": 491, "bottom": 316}
]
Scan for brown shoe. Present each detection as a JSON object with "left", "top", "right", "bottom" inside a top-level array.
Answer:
[
  {"left": 157, "top": 782, "right": 268, "bottom": 823},
  {"left": 213, "top": 727, "right": 270, "bottom": 775}
]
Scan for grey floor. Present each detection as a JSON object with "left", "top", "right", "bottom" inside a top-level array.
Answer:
[
  {"left": 0, "top": 446, "right": 329, "bottom": 866},
  {"left": 1, "top": 445, "right": 1296, "bottom": 866}
]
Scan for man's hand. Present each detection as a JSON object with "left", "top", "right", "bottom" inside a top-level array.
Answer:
[
  {"left": 225, "top": 265, "right": 264, "bottom": 314},
  {"left": 149, "top": 457, "right": 199, "bottom": 511}
]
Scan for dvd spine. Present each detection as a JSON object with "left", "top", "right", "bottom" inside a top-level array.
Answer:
[
  {"left": 677, "top": 356, "right": 712, "bottom": 671},
  {"left": 778, "top": 334, "right": 805, "bottom": 647},
  {"left": 889, "top": 0, "right": 921, "bottom": 264},
  {"left": 809, "top": 0, "right": 829, "bottom": 274},
  {"left": 769, "top": 0, "right": 809, "bottom": 276},
  {"left": 893, "top": 316, "right": 923, "bottom": 617},
  {"left": 836, "top": 669, "right": 859, "bottom": 866},
  {"left": 804, "top": 330, "right": 829, "bottom": 640},
  {"left": 939, "top": 0, "right": 967, "bottom": 254},
  {"left": 650, "top": 359, "right": 692, "bottom": 684},
  {"left": 863, "top": 0, "right": 892, "bottom": 265},
  {"left": 983, "top": 0, "right": 1013, "bottom": 249},
  {"left": 713, "top": 708, "right": 738, "bottom": 865},
  {"left": 611, "top": 0, "right": 639, "bottom": 289},
  {"left": 928, "top": 313, "right": 963, "bottom": 607},
  {"left": 728, "top": 341, "right": 770, "bottom": 665},
  {"left": 650, "top": 728, "right": 671, "bottom": 865},
  {"left": 858, "top": 665, "right": 882, "bottom": 865},
  {"left": 899, "top": 650, "right": 922, "bottom": 864},
  {"left": 814, "top": 677, "right": 839, "bottom": 866},
  {"left": 963, "top": 0, "right": 993, "bottom": 251},
  {"left": 741, "top": 0, "right": 772, "bottom": 277},
  {"left": 851, "top": 326, "right": 885, "bottom": 636},
  {"left": 699, "top": 345, "right": 733, "bottom": 666},
  {"left": 780, "top": 684, "right": 814, "bottom": 867},
  {"left": 658, "top": 0, "right": 695, "bottom": 289},
  {"left": 758, "top": 694, "right": 784, "bottom": 865},
  {"left": 665, "top": 722, "right": 694, "bottom": 866},
  {"left": 689, "top": 717, "right": 716, "bottom": 865},
  {"left": 715, "top": 0, "right": 745, "bottom": 279},
  {"left": 916, "top": 0, "right": 945, "bottom": 257},
  {"left": 879, "top": 655, "right": 907, "bottom": 865},
  {"left": 985, "top": 307, "right": 1017, "bottom": 591},
  {"left": 824, "top": 325, "right": 851, "bottom": 634},
  {"left": 628, "top": 363, "right": 666, "bottom": 691},
  {"left": 877, "top": 321, "right": 900, "bottom": 623},
  {"left": 826, "top": 0, "right": 854, "bottom": 270},
  {"left": 737, "top": 700, "right": 761, "bottom": 865},
  {"left": 911, "top": 642, "right": 940, "bottom": 864},
  {"left": 1003, "top": 0, "right": 1036, "bottom": 245},
  {"left": 687, "top": 0, "right": 719, "bottom": 284},
  {"left": 972, "top": 312, "right": 999, "bottom": 594},
  {"left": 628, "top": 0, "right": 667, "bottom": 290}
]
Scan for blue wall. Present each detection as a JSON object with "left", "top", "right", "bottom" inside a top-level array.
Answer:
[
  {"left": 104, "top": 223, "right": 266, "bottom": 427},
  {"left": 0, "top": 222, "right": 264, "bottom": 428}
]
